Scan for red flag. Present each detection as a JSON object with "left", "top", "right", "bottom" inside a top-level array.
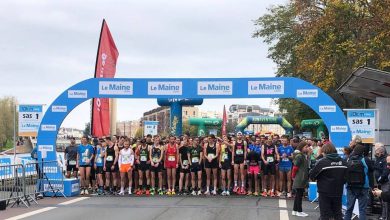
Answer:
[
  {"left": 222, "top": 105, "right": 227, "bottom": 136},
  {"left": 91, "top": 19, "right": 119, "bottom": 137}
]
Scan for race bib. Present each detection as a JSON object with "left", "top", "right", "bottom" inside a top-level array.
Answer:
[
  {"left": 183, "top": 160, "right": 189, "bottom": 166},
  {"left": 140, "top": 155, "right": 147, "bottom": 162},
  {"left": 96, "top": 157, "right": 102, "bottom": 164},
  {"left": 82, "top": 157, "right": 88, "bottom": 163},
  {"left": 266, "top": 157, "right": 274, "bottom": 163},
  {"left": 236, "top": 149, "right": 243, "bottom": 155},
  {"left": 106, "top": 155, "right": 113, "bottom": 162},
  {"left": 222, "top": 153, "right": 228, "bottom": 161},
  {"left": 168, "top": 155, "right": 176, "bottom": 162},
  {"left": 208, "top": 154, "right": 215, "bottom": 159},
  {"left": 282, "top": 157, "right": 289, "bottom": 162},
  {"left": 152, "top": 157, "right": 159, "bottom": 163},
  {"left": 122, "top": 155, "right": 131, "bottom": 163},
  {"left": 69, "top": 160, "right": 76, "bottom": 165},
  {"left": 192, "top": 157, "right": 199, "bottom": 163}
]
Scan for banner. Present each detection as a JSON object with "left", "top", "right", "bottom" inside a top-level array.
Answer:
[
  {"left": 346, "top": 109, "right": 376, "bottom": 143},
  {"left": 144, "top": 121, "right": 159, "bottom": 136},
  {"left": 91, "top": 19, "right": 119, "bottom": 137},
  {"left": 18, "top": 105, "right": 43, "bottom": 137},
  {"left": 222, "top": 105, "right": 227, "bottom": 136}
]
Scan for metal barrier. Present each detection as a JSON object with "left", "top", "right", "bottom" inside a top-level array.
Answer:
[
  {"left": 0, "top": 160, "right": 66, "bottom": 209},
  {"left": 0, "top": 164, "right": 29, "bottom": 207}
]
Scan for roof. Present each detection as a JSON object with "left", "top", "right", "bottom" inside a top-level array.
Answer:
[{"left": 337, "top": 67, "right": 390, "bottom": 102}]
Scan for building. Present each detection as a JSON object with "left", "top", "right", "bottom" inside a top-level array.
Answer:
[
  {"left": 199, "top": 110, "right": 222, "bottom": 118},
  {"left": 57, "top": 127, "right": 84, "bottom": 139},
  {"left": 116, "top": 120, "right": 141, "bottom": 137}
]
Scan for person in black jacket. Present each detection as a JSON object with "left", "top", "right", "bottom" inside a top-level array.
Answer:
[
  {"left": 309, "top": 143, "right": 347, "bottom": 220},
  {"left": 372, "top": 154, "right": 390, "bottom": 220},
  {"left": 374, "top": 143, "right": 389, "bottom": 220}
]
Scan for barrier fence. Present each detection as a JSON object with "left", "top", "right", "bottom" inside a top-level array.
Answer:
[{"left": 0, "top": 160, "right": 65, "bottom": 209}]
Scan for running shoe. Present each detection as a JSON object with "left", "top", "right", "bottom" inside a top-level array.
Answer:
[
  {"left": 191, "top": 190, "right": 197, "bottom": 196},
  {"left": 226, "top": 190, "right": 230, "bottom": 196},
  {"left": 253, "top": 192, "right": 259, "bottom": 196},
  {"left": 292, "top": 211, "right": 297, "bottom": 216},
  {"left": 262, "top": 191, "right": 267, "bottom": 197},
  {"left": 296, "top": 212, "right": 308, "bottom": 217},
  {"left": 247, "top": 191, "right": 252, "bottom": 196},
  {"left": 128, "top": 189, "right": 132, "bottom": 195},
  {"left": 204, "top": 190, "right": 210, "bottom": 195},
  {"left": 84, "top": 189, "right": 89, "bottom": 195},
  {"left": 221, "top": 191, "right": 227, "bottom": 196},
  {"left": 145, "top": 189, "right": 150, "bottom": 196},
  {"left": 233, "top": 186, "right": 239, "bottom": 193},
  {"left": 171, "top": 190, "right": 176, "bottom": 195},
  {"left": 80, "top": 189, "right": 85, "bottom": 195},
  {"left": 270, "top": 191, "right": 275, "bottom": 197},
  {"left": 197, "top": 190, "right": 202, "bottom": 196},
  {"left": 240, "top": 187, "right": 246, "bottom": 195},
  {"left": 167, "top": 189, "right": 172, "bottom": 196},
  {"left": 158, "top": 189, "right": 164, "bottom": 195},
  {"left": 211, "top": 190, "right": 217, "bottom": 195},
  {"left": 118, "top": 190, "right": 125, "bottom": 195},
  {"left": 150, "top": 188, "right": 155, "bottom": 195},
  {"left": 136, "top": 189, "right": 142, "bottom": 196},
  {"left": 287, "top": 192, "right": 292, "bottom": 198}
]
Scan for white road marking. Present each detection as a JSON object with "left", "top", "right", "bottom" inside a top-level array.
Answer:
[
  {"left": 5, "top": 207, "right": 57, "bottom": 220},
  {"left": 279, "top": 199, "right": 287, "bottom": 208},
  {"left": 280, "top": 210, "right": 289, "bottom": 220},
  {"left": 58, "top": 197, "right": 89, "bottom": 205}
]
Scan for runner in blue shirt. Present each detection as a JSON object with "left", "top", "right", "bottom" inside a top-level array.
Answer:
[
  {"left": 277, "top": 135, "right": 294, "bottom": 198},
  {"left": 77, "top": 136, "right": 94, "bottom": 195},
  {"left": 94, "top": 139, "right": 106, "bottom": 195}
]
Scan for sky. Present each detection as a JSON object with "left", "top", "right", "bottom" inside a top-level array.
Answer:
[{"left": 0, "top": 0, "right": 287, "bottom": 130}]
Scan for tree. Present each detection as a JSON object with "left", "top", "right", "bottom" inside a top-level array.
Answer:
[
  {"left": 226, "top": 120, "right": 238, "bottom": 134},
  {"left": 0, "top": 96, "right": 17, "bottom": 151},
  {"left": 253, "top": 0, "right": 390, "bottom": 127},
  {"left": 135, "top": 127, "right": 144, "bottom": 138},
  {"left": 83, "top": 122, "right": 91, "bottom": 136},
  {"left": 182, "top": 120, "right": 198, "bottom": 137}
]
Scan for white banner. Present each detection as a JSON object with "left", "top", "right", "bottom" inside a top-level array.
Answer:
[
  {"left": 18, "top": 105, "right": 43, "bottom": 137},
  {"left": 144, "top": 121, "right": 159, "bottom": 136},
  {"left": 346, "top": 109, "right": 376, "bottom": 143}
]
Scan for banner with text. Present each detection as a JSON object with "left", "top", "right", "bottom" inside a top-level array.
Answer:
[
  {"left": 144, "top": 121, "right": 159, "bottom": 136},
  {"left": 346, "top": 109, "right": 376, "bottom": 143},
  {"left": 18, "top": 104, "right": 43, "bottom": 136}
]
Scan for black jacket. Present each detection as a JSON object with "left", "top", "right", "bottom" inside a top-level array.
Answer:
[
  {"left": 309, "top": 153, "right": 347, "bottom": 197},
  {"left": 374, "top": 155, "right": 389, "bottom": 184}
]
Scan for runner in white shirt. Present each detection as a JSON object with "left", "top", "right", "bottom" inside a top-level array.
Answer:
[{"left": 118, "top": 139, "right": 135, "bottom": 195}]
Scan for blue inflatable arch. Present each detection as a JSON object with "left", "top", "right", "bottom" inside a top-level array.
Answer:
[{"left": 37, "top": 77, "right": 351, "bottom": 165}]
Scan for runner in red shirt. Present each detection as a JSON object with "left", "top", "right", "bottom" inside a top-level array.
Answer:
[{"left": 165, "top": 135, "right": 178, "bottom": 195}]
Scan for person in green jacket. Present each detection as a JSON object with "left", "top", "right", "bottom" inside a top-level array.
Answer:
[{"left": 291, "top": 141, "right": 309, "bottom": 217}]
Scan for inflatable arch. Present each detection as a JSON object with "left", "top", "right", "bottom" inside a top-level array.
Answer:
[
  {"left": 301, "top": 119, "right": 327, "bottom": 139},
  {"left": 235, "top": 116, "right": 293, "bottom": 136},
  {"left": 37, "top": 77, "right": 352, "bottom": 173},
  {"left": 188, "top": 117, "right": 222, "bottom": 136}
]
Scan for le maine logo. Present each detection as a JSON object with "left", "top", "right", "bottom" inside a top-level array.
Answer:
[
  {"left": 148, "top": 81, "right": 182, "bottom": 95},
  {"left": 68, "top": 90, "right": 87, "bottom": 98},
  {"left": 248, "top": 81, "right": 284, "bottom": 95},
  {"left": 297, "top": 89, "right": 318, "bottom": 98},
  {"left": 51, "top": 105, "right": 67, "bottom": 113},
  {"left": 198, "top": 81, "right": 233, "bottom": 95},
  {"left": 99, "top": 81, "right": 133, "bottom": 95}
]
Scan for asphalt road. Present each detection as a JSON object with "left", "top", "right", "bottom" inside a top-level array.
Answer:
[{"left": 3, "top": 195, "right": 323, "bottom": 220}]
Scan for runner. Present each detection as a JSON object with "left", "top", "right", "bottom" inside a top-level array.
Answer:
[
  {"left": 76, "top": 136, "right": 94, "bottom": 195},
  {"left": 118, "top": 139, "right": 135, "bottom": 195},
  {"left": 65, "top": 137, "right": 78, "bottom": 178},
  {"left": 247, "top": 137, "right": 262, "bottom": 196},
  {"left": 103, "top": 136, "right": 119, "bottom": 194},
  {"left": 136, "top": 138, "right": 152, "bottom": 195},
  {"left": 150, "top": 135, "right": 164, "bottom": 195},
  {"left": 188, "top": 137, "right": 203, "bottom": 196},
  {"left": 164, "top": 135, "right": 178, "bottom": 195},
  {"left": 178, "top": 137, "right": 190, "bottom": 195},
  {"left": 261, "top": 138, "right": 279, "bottom": 197},
  {"left": 94, "top": 138, "right": 106, "bottom": 195},
  {"left": 278, "top": 135, "right": 294, "bottom": 198},
  {"left": 232, "top": 132, "right": 247, "bottom": 194},
  {"left": 132, "top": 139, "right": 140, "bottom": 193},
  {"left": 219, "top": 135, "right": 233, "bottom": 196},
  {"left": 204, "top": 134, "right": 220, "bottom": 195}
]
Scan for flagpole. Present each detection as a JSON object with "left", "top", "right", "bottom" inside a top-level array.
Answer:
[
  {"left": 90, "top": 19, "right": 106, "bottom": 136},
  {"left": 13, "top": 103, "right": 16, "bottom": 161}
]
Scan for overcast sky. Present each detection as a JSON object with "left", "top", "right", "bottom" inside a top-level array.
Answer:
[{"left": 0, "top": 0, "right": 287, "bottom": 130}]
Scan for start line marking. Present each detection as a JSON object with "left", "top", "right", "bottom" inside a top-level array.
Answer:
[{"left": 5, "top": 197, "right": 89, "bottom": 220}]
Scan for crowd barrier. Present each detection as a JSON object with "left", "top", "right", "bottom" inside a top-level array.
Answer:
[{"left": 0, "top": 160, "right": 65, "bottom": 209}]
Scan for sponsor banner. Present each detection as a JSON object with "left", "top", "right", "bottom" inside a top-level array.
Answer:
[
  {"left": 52, "top": 105, "right": 67, "bottom": 113},
  {"left": 197, "top": 81, "right": 233, "bottom": 95},
  {"left": 248, "top": 81, "right": 284, "bottom": 95},
  {"left": 99, "top": 81, "right": 133, "bottom": 95},
  {"left": 297, "top": 89, "right": 318, "bottom": 98},
  {"left": 18, "top": 104, "right": 43, "bottom": 137},
  {"left": 71, "top": 183, "right": 80, "bottom": 193},
  {"left": 38, "top": 145, "right": 54, "bottom": 152},
  {"left": 330, "top": 126, "right": 348, "bottom": 133},
  {"left": 148, "top": 81, "right": 182, "bottom": 95},
  {"left": 68, "top": 90, "right": 87, "bottom": 98},
  {"left": 144, "top": 121, "right": 159, "bottom": 136},
  {"left": 41, "top": 124, "right": 57, "bottom": 131},
  {"left": 346, "top": 109, "right": 376, "bottom": 143},
  {"left": 319, "top": 105, "right": 336, "bottom": 113}
]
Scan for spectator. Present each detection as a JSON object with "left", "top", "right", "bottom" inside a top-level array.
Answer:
[
  {"left": 309, "top": 143, "right": 347, "bottom": 220},
  {"left": 343, "top": 147, "right": 352, "bottom": 160},
  {"left": 291, "top": 141, "right": 309, "bottom": 217},
  {"left": 372, "top": 155, "right": 390, "bottom": 219},
  {"left": 344, "top": 144, "right": 374, "bottom": 220},
  {"left": 374, "top": 143, "right": 388, "bottom": 220}
]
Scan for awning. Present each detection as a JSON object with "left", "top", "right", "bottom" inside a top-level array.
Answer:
[{"left": 337, "top": 67, "right": 390, "bottom": 102}]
